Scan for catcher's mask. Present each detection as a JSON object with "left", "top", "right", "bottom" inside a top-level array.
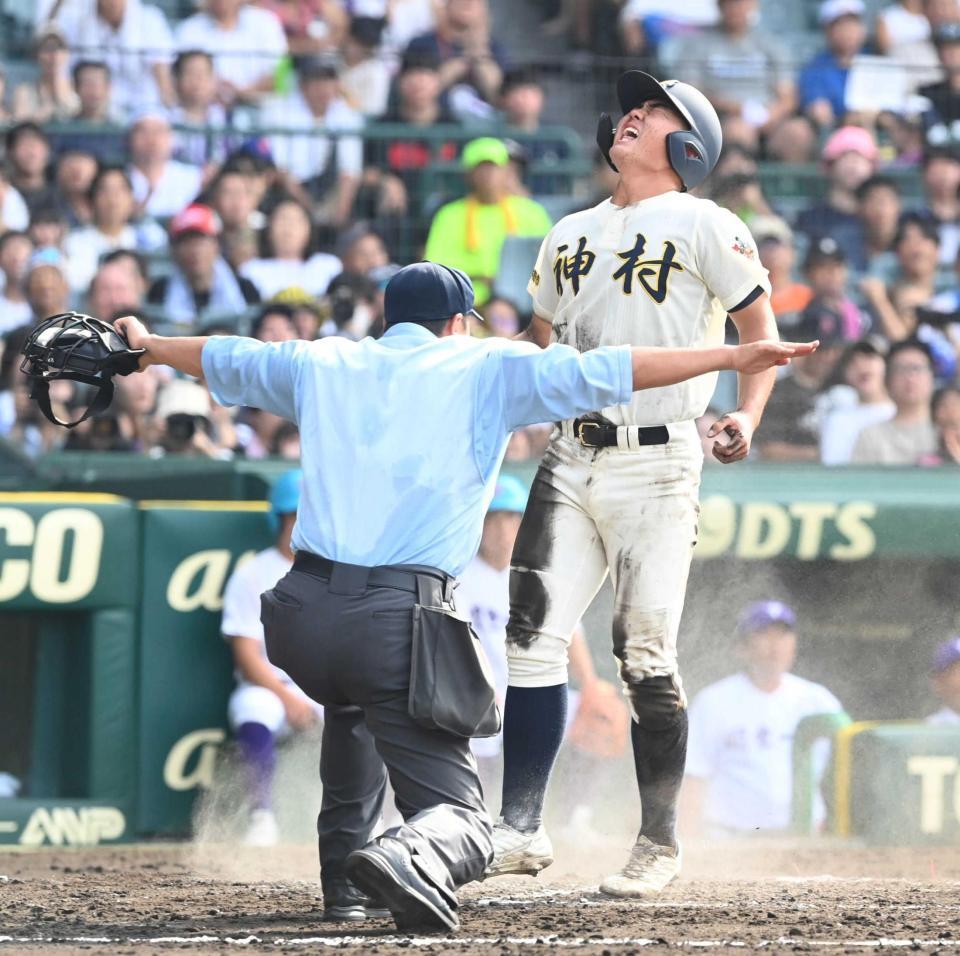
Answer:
[{"left": 20, "top": 312, "right": 144, "bottom": 428}]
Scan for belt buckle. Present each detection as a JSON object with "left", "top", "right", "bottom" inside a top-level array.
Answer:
[{"left": 576, "top": 420, "right": 602, "bottom": 446}]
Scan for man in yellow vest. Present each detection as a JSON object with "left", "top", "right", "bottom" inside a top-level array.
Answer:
[{"left": 425, "top": 137, "right": 552, "bottom": 305}]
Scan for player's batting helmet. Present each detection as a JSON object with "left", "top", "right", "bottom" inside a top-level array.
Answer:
[
  {"left": 597, "top": 70, "right": 722, "bottom": 192},
  {"left": 19, "top": 312, "right": 144, "bottom": 428}
]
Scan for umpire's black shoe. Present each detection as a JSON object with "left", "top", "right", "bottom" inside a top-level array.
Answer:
[
  {"left": 345, "top": 838, "right": 459, "bottom": 933},
  {"left": 322, "top": 877, "right": 390, "bottom": 921}
]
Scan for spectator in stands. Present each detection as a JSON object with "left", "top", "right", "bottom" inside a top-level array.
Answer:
[
  {"left": 258, "top": 0, "right": 347, "bottom": 55},
  {"left": 712, "top": 173, "right": 775, "bottom": 225},
  {"left": 87, "top": 255, "right": 146, "bottom": 320},
  {"left": 802, "top": 237, "right": 868, "bottom": 341},
  {"left": 861, "top": 214, "right": 942, "bottom": 340},
  {"left": 618, "top": 1, "right": 718, "bottom": 59},
  {"left": 920, "top": 22, "right": 960, "bottom": 151},
  {"left": 0, "top": 170, "right": 30, "bottom": 234},
  {"left": 764, "top": 114, "right": 818, "bottom": 165},
  {"left": 820, "top": 338, "right": 895, "bottom": 465},
  {"left": 11, "top": 24, "right": 78, "bottom": 122},
  {"left": 404, "top": 0, "right": 507, "bottom": 109},
  {"left": 795, "top": 126, "right": 878, "bottom": 253},
  {"left": 27, "top": 205, "right": 71, "bottom": 267},
  {"left": 362, "top": 51, "right": 460, "bottom": 226},
  {"left": 482, "top": 294, "right": 521, "bottom": 337},
  {"left": 146, "top": 203, "right": 260, "bottom": 326},
  {"left": 0, "top": 232, "right": 34, "bottom": 334},
  {"left": 175, "top": 0, "right": 287, "bottom": 106},
  {"left": 100, "top": 247, "right": 150, "bottom": 300},
  {"left": 922, "top": 149, "right": 960, "bottom": 264},
  {"left": 209, "top": 168, "right": 265, "bottom": 250},
  {"left": 170, "top": 50, "right": 230, "bottom": 168},
  {"left": 337, "top": 223, "right": 390, "bottom": 278},
  {"left": 682, "top": 601, "right": 844, "bottom": 837},
  {"left": 928, "top": 637, "right": 960, "bottom": 723},
  {"left": 852, "top": 175, "right": 902, "bottom": 275},
  {"left": 755, "top": 306, "right": 848, "bottom": 462},
  {"left": 24, "top": 248, "right": 71, "bottom": 324},
  {"left": 5, "top": 124, "right": 59, "bottom": 218},
  {"left": 150, "top": 378, "right": 232, "bottom": 458},
  {"left": 340, "top": 17, "right": 391, "bottom": 117},
  {"left": 112, "top": 357, "right": 159, "bottom": 450},
  {"left": 876, "top": 0, "right": 930, "bottom": 57},
  {"left": 498, "top": 67, "right": 573, "bottom": 195},
  {"left": 53, "top": 150, "right": 97, "bottom": 229},
  {"left": 754, "top": 216, "right": 811, "bottom": 327},
  {"left": 240, "top": 198, "right": 341, "bottom": 299},
  {"left": 382, "top": 0, "right": 438, "bottom": 59},
  {"left": 251, "top": 303, "right": 299, "bottom": 342},
  {"left": 128, "top": 110, "right": 204, "bottom": 219},
  {"left": 261, "top": 55, "right": 363, "bottom": 230},
  {"left": 64, "top": 166, "right": 166, "bottom": 293},
  {"left": 234, "top": 406, "right": 288, "bottom": 458},
  {"left": 798, "top": 0, "right": 867, "bottom": 130},
  {"left": 424, "top": 137, "right": 552, "bottom": 305},
  {"left": 52, "top": 0, "right": 176, "bottom": 115},
  {"left": 320, "top": 270, "right": 379, "bottom": 338},
  {"left": 52, "top": 62, "right": 125, "bottom": 163},
  {"left": 673, "top": 0, "right": 795, "bottom": 149},
  {"left": 852, "top": 339, "right": 938, "bottom": 463},
  {"left": 922, "top": 384, "right": 960, "bottom": 464},
  {"left": 268, "top": 288, "right": 323, "bottom": 340}
]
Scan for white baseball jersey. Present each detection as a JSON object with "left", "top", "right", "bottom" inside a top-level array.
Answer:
[
  {"left": 686, "top": 671, "right": 843, "bottom": 831},
  {"left": 528, "top": 192, "right": 771, "bottom": 426},
  {"left": 221, "top": 546, "right": 295, "bottom": 687}
]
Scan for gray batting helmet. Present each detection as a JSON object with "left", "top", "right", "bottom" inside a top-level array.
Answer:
[{"left": 597, "top": 71, "right": 723, "bottom": 192}]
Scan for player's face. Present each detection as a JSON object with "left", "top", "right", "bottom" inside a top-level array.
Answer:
[
  {"left": 933, "top": 662, "right": 960, "bottom": 712},
  {"left": 610, "top": 99, "right": 686, "bottom": 174},
  {"left": 741, "top": 625, "right": 797, "bottom": 683}
]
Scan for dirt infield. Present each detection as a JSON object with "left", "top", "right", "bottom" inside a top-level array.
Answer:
[{"left": 2, "top": 840, "right": 960, "bottom": 954}]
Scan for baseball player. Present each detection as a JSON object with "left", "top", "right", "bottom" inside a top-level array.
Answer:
[
  {"left": 221, "top": 468, "right": 323, "bottom": 847},
  {"left": 489, "top": 71, "right": 786, "bottom": 896},
  {"left": 682, "top": 601, "right": 844, "bottom": 836}
]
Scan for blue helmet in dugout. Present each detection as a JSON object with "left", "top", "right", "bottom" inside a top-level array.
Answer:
[
  {"left": 597, "top": 71, "right": 723, "bottom": 192},
  {"left": 268, "top": 468, "right": 303, "bottom": 534}
]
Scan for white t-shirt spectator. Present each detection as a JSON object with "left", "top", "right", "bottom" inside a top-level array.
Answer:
[
  {"left": 240, "top": 253, "right": 342, "bottom": 299},
  {"left": 687, "top": 671, "right": 844, "bottom": 832},
  {"left": 619, "top": 0, "right": 717, "bottom": 26},
  {"left": 820, "top": 402, "right": 895, "bottom": 465},
  {"left": 175, "top": 6, "right": 287, "bottom": 93},
  {"left": 129, "top": 161, "right": 203, "bottom": 218},
  {"left": 927, "top": 707, "right": 960, "bottom": 725},
  {"left": 53, "top": 0, "right": 174, "bottom": 116},
  {"left": 341, "top": 60, "right": 391, "bottom": 117},
  {"left": 63, "top": 221, "right": 167, "bottom": 292},
  {"left": 1, "top": 186, "right": 29, "bottom": 233},
  {"left": 0, "top": 297, "right": 31, "bottom": 334},
  {"left": 261, "top": 92, "right": 363, "bottom": 183},
  {"left": 381, "top": 0, "right": 435, "bottom": 58}
]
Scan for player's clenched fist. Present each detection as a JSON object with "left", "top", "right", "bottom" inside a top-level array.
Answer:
[{"left": 730, "top": 339, "right": 819, "bottom": 374}]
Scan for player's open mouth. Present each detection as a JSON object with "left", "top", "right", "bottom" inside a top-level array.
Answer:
[{"left": 618, "top": 126, "right": 640, "bottom": 143}]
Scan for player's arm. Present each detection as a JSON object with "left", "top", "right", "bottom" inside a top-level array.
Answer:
[
  {"left": 706, "top": 291, "right": 780, "bottom": 464},
  {"left": 513, "top": 309, "right": 552, "bottom": 348}
]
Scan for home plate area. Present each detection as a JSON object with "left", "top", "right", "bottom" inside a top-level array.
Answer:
[{"left": 2, "top": 844, "right": 960, "bottom": 954}]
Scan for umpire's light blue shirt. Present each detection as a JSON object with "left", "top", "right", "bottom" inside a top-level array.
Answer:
[{"left": 202, "top": 324, "right": 633, "bottom": 576}]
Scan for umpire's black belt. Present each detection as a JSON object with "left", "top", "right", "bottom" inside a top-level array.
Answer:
[
  {"left": 293, "top": 552, "right": 456, "bottom": 604},
  {"left": 570, "top": 418, "right": 670, "bottom": 449}
]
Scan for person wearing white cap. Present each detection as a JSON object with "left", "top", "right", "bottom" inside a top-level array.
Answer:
[{"left": 798, "top": 0, "right": 867, "bottom": 128}]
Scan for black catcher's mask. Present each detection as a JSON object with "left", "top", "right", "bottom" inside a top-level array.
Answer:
[{"left": 20, "top": 312, "right": 145, "bottom": 428}]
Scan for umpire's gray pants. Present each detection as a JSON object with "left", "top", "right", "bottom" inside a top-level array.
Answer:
[{"left": 261, "top": 559, "right": 494, "bottom": 893}]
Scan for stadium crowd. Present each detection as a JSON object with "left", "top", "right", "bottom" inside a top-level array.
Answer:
[{"left": 0, "top": 0, "right": 958, "bottom": 467}]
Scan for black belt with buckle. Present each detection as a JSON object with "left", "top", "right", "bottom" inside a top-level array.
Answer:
[{"left": 573, "top": 418, "right": 670, "bottom": 448}]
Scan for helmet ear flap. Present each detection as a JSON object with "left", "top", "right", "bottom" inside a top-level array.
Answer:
[
  {"left": 596, "top": 112, "right": 618, "bottom": 173},
  {"left": 666, "top": 130, "right": 709, "bottom": 192}
]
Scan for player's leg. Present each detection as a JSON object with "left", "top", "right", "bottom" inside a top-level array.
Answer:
[
  {"left": 227, "top": 684, "right": 286, "bottom": 846},
  {"left": 592, "top": 430, "right": 702, "bottom": 896},
  {"left": 318, "top": 702, "right": 389, "bottom": 920},
  {"left": 495, "top": 440, "right": 609, "bottom": 873}
]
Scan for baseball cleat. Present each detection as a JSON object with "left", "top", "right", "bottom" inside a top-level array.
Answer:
[
  {"left": 345, "top": 838, "right": 459, "bottom": 933},
  {"left": 485, "top": 820, "right": 554, "bottom": 878},
  {"left": 241, "top": 808, "right": 279, "bottom": 847},
  {"left": 600, "top": 836, "right": 681, "bottom": 898}
]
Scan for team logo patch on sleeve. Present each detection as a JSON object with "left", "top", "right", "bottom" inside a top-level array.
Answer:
[
  {"left": 530, "top": 268, "right": 540, "bottom": 287},
  {"left": 732, "top": 237, "right": 756, "bottom": 260}
]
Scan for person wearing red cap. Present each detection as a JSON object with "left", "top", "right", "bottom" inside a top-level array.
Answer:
[{"left": 146, "top": 203, "right": 260, "bottom": 326}]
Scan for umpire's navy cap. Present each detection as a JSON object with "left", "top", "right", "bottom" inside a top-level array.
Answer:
[{"left": 384, "top": 261, "right": 478, "bottom": 327}]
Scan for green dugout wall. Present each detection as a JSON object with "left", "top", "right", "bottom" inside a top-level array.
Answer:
[{"left": 1, "top": 466, "right": 960, "bottom": 843}]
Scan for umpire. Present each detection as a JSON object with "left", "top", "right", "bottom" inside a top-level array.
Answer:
[{"left": 114, "top": 263, "right": 810, "bottom": 932}]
